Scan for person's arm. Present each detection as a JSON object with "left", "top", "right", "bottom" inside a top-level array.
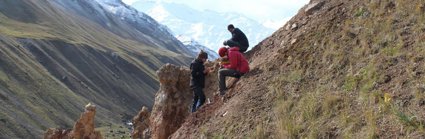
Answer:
[
  {"left": 231, "top": 29, "right": 242, "bottom": 41},
  {"left": 191, "top": 62, "right": 203, "bottom": 78},
  {"left": 224, "top": 29, "right": 240, "bottom": 45},
  {"left": 203, "top": 67, "right": 211, "bottom": 75},
  {"left": 223, "top": 52, "right": 238, "bottom": 69}
]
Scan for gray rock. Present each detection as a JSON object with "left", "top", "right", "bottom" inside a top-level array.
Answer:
[
  {"left": 285, "top": 24, "right": 291, "bottom": 31},
  {"left": 305, "top": 1, "right": 325, "bottom": 15}
]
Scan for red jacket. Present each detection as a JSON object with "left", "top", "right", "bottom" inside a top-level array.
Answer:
[{"left": 223, "top": 47, "right": 250, "bottom": 74}]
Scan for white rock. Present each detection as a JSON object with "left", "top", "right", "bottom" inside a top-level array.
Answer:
[
  {"left": 291, "top": 23, "right": 298, "bottom": 30},
  {"left": 291, "top": 39, "right": 298, "bottom": 45}
]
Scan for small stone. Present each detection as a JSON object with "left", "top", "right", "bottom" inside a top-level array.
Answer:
[
  {"left": 285, "top": 24, "right": 291, "bottom": 30},
  {"left": 221, "top": 111, "right": 228, "bottom": 117},
  {"left": 280, "top": 40, "right": 285, "bottom": 46},
  {"left": 291, "top": 23, "right": 298, "bottom": 30},
  {"left": 291, "top": 39, "right": 298, "bottom": 45}
]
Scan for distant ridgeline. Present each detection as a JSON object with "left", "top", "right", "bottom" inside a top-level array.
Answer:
[{"left": 0, "top": 0, "right": 193, "bottom": 138}]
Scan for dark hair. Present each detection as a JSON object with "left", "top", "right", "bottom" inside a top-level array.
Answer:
[
  {"left": 197, "top": 50, "right": 208, "bottom": 59},
  {"left": 227, "top": 24, "right": 235, "bottom": 30}
]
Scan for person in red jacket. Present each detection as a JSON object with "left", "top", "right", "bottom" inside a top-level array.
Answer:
[{"left": 217, "top": 47, "right": 249, "bottom": 96}]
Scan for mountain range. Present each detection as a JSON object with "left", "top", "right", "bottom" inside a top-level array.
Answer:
[
  {"left": 3, "top": 0, "right": 424, "bottom": 138},
  {"left": 131, "top": 0, "right": 275, "bottom": 52},
  {"left": 0, "top": 0, "right": 192, "bottom": 138}
]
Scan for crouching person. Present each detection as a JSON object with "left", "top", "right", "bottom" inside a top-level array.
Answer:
[{"left": 217, "top": 47, "right": 249, "bottom": 96}]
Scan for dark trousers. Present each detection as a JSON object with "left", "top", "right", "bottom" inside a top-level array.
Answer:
[
  {"left": 191, "top": 86, "right": 205, "bottom": 112},
  {"left": 218, "top": 69, "right": 241, "bottom": 93}
]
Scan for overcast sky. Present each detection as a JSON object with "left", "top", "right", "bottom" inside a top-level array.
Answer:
[{"left": 122, "top": 0, "right": 310, "bottom": 28}]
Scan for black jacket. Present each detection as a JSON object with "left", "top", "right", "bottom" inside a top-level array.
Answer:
[
  {"left": 230, "top": 28, "right": 249, "bottom": 51},
  {"left": 190, "top": 59, "right": 206, "bottom": 88}
]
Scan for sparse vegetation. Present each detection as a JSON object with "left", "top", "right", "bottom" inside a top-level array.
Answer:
[
  {"left": 4, "top": 0, "right": 425, "bottom": 138},
  {"left": 251, "top": 123, "right": 267, "bottom": 139},
  {"left": 271, "top": 0, "right": 425, "bottom": 138},
  {"left": 354, "top": 7, "right": 368, "bottom": 17}
]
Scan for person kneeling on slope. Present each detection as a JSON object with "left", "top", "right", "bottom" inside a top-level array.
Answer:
[{"left": 217, "top": 46, "right": 249, "bottom": 96}]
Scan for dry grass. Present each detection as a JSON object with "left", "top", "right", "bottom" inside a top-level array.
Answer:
[
  {"left": 271, "top": 0, "right": 425, "bottom": 138},
  {"left": 251, "top": 123, "right": 267, "bottom": 139}
]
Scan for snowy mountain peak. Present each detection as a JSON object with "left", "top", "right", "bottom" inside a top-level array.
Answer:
[
  {"left": 95, "top": 0, "right": 171, "bottom": 34},
  {"left": 96, "top": 0, "right": 218, "bottom": 58},
  {"left": 96, "top": 0, "right": 123, "bottom": 5},
  {"left": 177, "top": 35, "right": 219, "bottom": 60},
  {"left": 131, "top": 1, "right": 274, "bottom": 52}
]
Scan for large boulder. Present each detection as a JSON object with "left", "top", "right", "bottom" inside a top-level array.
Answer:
[
  {"left": 133, "top": 62, "right": 221, "bottom": 139},
  {"left": 149, "top": 64, "right": 192, "bottom": 139}
]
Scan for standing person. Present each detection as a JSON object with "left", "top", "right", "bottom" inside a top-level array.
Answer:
[
  {"left": 217, "top": 47, "right": 249, "bottom": 96},
  {"left": 190, "top": 50, "right": 210, "bottom": 112},
  {"left": 223, "top": 24, "right": 249, "bottom": 53}
]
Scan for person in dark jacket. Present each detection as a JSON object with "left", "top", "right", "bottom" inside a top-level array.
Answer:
[
  {"left": 223, "top": 24, "right": 249, "bottom": 53},
  {"left": 190, "top": 50, "right": 210, "bottom": 112},
  {"left": 217, "top": 47, "right": 250, "bottom": 96}
]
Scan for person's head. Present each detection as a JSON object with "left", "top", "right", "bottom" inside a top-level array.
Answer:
[
  {"left": 197, "top": 50, "right": 208, "bottom": 62},
  {"left": 218, "top": 47, "right": 228, "bottom": 57},
  {"left": 227, "top": 24, "right": 235, "bottom": 32}
]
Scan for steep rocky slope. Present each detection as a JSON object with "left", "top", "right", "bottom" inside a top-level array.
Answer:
[
  {"left": 134, "top": 0, "right": 425, "bottom": 138},
  {"left": 0, "top": 0, "right": 192, "bottom": 138}
]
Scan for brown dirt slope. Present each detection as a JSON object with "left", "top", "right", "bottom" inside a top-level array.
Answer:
[{"left": 172, "top": 0, "right": 425, "bottom": 138}]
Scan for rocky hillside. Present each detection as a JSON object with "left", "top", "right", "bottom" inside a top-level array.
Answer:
[
  {"left": 132, "top": 0, "right": 425, "bottom": 138},
  {"left": 0, "top": 0, "right": 192, "bottom": 138}
]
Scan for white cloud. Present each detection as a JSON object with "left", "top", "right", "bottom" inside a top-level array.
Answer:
[
  {"left": 262, "top": 17, "right": 292, "bottom": 30},
  {"left": 124, "top": 0, "right": 309, "bottom": 28},
  {"left": 122, "top": 0, "right": 138, "bottom": 5},
  {"left": 172, "top": 0, "right": 309, "bottom": 21}
]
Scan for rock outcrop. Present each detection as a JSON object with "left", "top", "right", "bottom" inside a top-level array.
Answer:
[
  {"left": 131, "top": 106, "right": 151, "bottom": 139},
  {"left": 44, "top": 103, "right": 102, "bottom": 139},
  {"left": 304, "top": 0, "right": 325, "bottom": 15},
  {"left": 132, "top": 62, "right": 220, "bottom": 139},
  {"left": 149, "top": 64, "right": 192, "bottom": 139}
]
